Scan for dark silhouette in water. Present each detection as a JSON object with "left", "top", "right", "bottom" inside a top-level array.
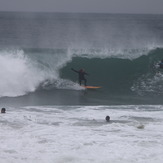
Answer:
[
  {"left": 158, "top": 59, "right": 163, "bottom": 68},
  {"left": 1, "top": 108, "right": 6, "bottom": 113},
  {"left": 71, "top": 68, "right": 88, "bottom": 86},
  {"left": 105, "top": 116, "right": 110, "bottom": 122}
]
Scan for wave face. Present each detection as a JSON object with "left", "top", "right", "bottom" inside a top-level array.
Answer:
[
  {"left": 0, "top": 12, "right": 163, "bottom": 105},
  {"left": 61, "top": 48, "right": 163, "bottom": 93}
]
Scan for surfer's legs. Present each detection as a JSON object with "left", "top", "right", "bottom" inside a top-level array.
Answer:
[
  {"left": 79, "top": 79, "right": 82, "bottom": 85},
  {"left": 79, "top": 79, "right": 87, "bottom": 86},
  {"left": 83, "top": 79, "right": 87, "bottom": 86}
]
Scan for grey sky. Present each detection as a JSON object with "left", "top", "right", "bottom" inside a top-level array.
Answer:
[{"left": 0, "top": 0, "right": 163, "bottom": 14}]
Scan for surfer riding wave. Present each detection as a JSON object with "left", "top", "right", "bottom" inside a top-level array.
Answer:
[{"left": 71, "top": 68, "right": 88, "bottom": 86}]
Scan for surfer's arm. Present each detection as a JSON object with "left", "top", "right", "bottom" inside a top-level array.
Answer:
[{"left": 71, "top": 68, "right": 79, "bottom": 73}]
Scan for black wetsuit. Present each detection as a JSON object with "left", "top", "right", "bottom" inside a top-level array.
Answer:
[
  {"left": 159, "top": 62, "right": 163, "bottom": 68},
  {"left": 71, "top": 68, "right": 88, "bottom": 86}
]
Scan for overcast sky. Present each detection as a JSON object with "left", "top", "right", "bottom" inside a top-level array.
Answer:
[{"left": 0, "top": 0, "right": 163, "bottom": 14}]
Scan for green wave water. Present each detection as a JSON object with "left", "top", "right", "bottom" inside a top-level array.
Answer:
[{"left": 61, "top": 48, "right": 163, "bottom": 94}]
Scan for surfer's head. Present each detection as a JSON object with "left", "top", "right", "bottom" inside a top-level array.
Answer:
[
  {"left": 105, "top": 116, "right": 110, "bottom": 122},
  {"left": 79, "top": 69, "right": 84, "bottom": 72},
  {"left": 1, "top": 108, "right": 6, "bottom": 113}
]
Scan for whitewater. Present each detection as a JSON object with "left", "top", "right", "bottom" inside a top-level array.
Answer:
[
  {"left": 0, "top": 12, "right": 163, "bottom": 163},
  {"left": 1, "top": 105, "right": 163, "bottom": 163}
]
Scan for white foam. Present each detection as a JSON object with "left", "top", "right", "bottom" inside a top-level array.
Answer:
[
  {"left": 131, "top": 72, "right": 163, "bottom": 95},
  {"left": 0, "top": 49, "right": 82, "bottom": 97},
  {"left": 0, "top": 50, "right": 53, "bottom": 97},
  {"left": 0, "top": 105, "right": 163, "bottom": 163}
]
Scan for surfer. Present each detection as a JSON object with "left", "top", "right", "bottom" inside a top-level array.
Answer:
[{"left": 71, "top": 68, "right": 88, "bottom": 86}]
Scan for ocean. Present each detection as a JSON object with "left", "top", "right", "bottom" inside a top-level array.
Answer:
[{"left": 0, "top": 12, "right": 163, "bottom": 163}]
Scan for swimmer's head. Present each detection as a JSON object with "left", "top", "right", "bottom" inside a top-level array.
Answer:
[
  {"left": 1, "top": 108, "right": 6, "bottom": 113},
  {"left": 105, "top": 116, "right": 110, "bottom": 122}
]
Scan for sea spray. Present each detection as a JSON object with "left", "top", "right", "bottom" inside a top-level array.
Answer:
[{"left": 0, "top": 49, "right": 55, "bottom": 97}]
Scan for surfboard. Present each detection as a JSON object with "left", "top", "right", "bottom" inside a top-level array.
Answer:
[{"left": 81, "top": 86, "right": 102, "bottom": 89}]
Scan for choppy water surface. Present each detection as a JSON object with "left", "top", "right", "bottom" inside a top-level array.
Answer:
[{"left": 0, "top": 105, "right": 163, "bottom": 163}]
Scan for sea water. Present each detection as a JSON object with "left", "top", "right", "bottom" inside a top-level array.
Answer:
[
  {"left": 0, "top": 12, "right": 163, "bottom": 162},
  {"left": 0, "top": 105, "right": 163, "bottom": 163}
]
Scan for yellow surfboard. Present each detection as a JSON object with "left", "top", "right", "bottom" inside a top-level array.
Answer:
[{"left": 81, "top": 86, "right": 102, "bottom": 89}]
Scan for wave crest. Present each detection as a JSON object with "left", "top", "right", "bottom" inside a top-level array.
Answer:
[{"left": 0, "top": 49, "right": 54, "bottom": 97}]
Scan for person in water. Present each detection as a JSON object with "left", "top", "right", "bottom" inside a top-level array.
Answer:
[
  {"left": 1, "top": 108, "right": 6, "bottom": 113},
  {"left": 105, "top": 116, "right": 110, "bottom": 122},
  {"left": 71, "top": 68, "right": 88, "bottom": 86},
  {"left": 158, "top": 59, "right": 163, "bottom": 68}
]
